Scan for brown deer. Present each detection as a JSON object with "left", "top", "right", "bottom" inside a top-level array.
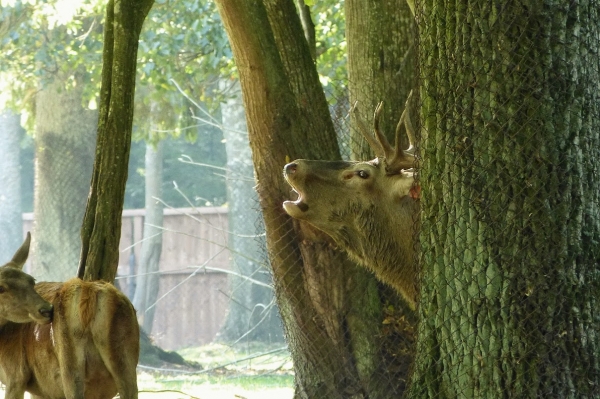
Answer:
[
  {"left": 283, "top": 92, "right": 419, "bottom": 309},
  {"left": 0, "top": 233, "right": 139, "bottom": 399}
]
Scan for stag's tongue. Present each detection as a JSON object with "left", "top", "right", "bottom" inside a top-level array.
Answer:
[{"left": 283, "top": 195, "right": 309, "bottom": 216}]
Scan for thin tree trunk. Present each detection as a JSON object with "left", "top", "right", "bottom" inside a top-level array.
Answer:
[
  {"left": 0, "top": 110, "right": 23, "bottom": 263},
  {"left": 31, "top": 74, "right": 97, "bottom": 281},
  {"left": 216, "top": 0, "right": 406, "bottom": 397},
  {"left": 218, "top": 80, "right": 281, "bottom": 342},
  {"left": 133, "top": 139, "right": 163, "bottom": 333},
  {"left": 410, "top": 2, "right": 600, "bottom": 397},
  {"left": 78, "top": 0, "right": 154, "bottom": 282},
  {"left": 295, "top": 0, "right": 316, "bottom": 59}
]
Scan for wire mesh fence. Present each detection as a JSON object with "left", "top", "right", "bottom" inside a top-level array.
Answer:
[
  {"left": 233, "top": 3, "right": 599, "bottom": 399},
  {"left": 12, "top": 3, "right": 600, "bottom": 398}
]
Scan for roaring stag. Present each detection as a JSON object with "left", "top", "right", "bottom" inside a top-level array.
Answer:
[
  {"left": 283, "top": 92, "right": 419, "bottom": 309},
  {"left": 0, "top": 233, "right": 139, "bottom": 399}
]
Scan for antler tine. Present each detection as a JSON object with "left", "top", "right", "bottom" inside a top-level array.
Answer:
[
  {"left": 350, "top": 101, "right": 385, "bottom": 157},
  {"left": 394, "top": 90, "right": 415, "bottom": 154},
  {"left": 384, "top": 91, "right": 416, "bottom": 174},
  {"left": 373, "top": 101, "right": 395, "bottom": 159}
]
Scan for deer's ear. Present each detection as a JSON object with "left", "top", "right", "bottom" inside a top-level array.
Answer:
[
  {"left": 410, "top": 185, "right": 421, "bottom": 199},
  {"left": 9, "top": 232, "right": 31, "bottom": 270}
]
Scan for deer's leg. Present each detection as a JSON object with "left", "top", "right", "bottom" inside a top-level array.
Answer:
[
  {"left": 4, "top": 384, "right": 26, "bottom": 399},
  {"left": 95, "top": 344, "right": 139, "bottom": 399},
  {"left": 57, "top": 341, "right": 86, "bottom": 399},
  {"left": 54, "top": 318, "right": 86, "bottom": 399}
]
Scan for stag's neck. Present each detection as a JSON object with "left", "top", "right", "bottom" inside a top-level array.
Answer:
[{"left": 352, "top": 197, "right": 419, "bottom": 307}]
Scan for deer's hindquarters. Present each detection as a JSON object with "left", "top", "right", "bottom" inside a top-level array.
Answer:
[
  {"left": 0, "top": 234, "right": 140, "bottom": 398},
  {"left": 53, "top": 278, "right": 140, "bottom": 398}
]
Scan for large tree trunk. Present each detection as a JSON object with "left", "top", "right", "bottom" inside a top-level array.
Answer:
[
  {"left": 215, "top": 0, "right": 406, "bottom": 397},
  {"left": 31, "top": 74, "right": 97, "bottom": 281},
  {"left": 78, "top": 0, "right": 154, "bottom": 282},
  {"left": 218, "top": 80, "right": 282, "bottom": 342},
  {"left": 133, "top": 139, "right": 163, "bottom": 333},
  {"left": 0, "top": 110, "right": 23, "bottom": 263},
  {"left": 410, "top": 2, "right": 600, "bottom": 397}
]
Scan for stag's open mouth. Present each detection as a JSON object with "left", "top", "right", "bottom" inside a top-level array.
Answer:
[
  {"left": 283, "top": 164, "right": 309, "bottom": 216},
  {"left": 283, "top": 188, "right": 309, "bottom": 217},
  {"left": 283, "top": 162, "right": 311, "bottom": 217}
]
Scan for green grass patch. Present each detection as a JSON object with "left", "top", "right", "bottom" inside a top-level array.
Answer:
[{"left": 138, "top": 342, "right": 294, "bottom": 399}]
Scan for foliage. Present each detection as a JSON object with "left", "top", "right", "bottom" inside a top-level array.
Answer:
[
  {"left": 132, "top": 0, "right": 234, "bottom": 145},
  {"left": 310, "top": 0, "right": 347, "bottom": 101},
  {"left": 5, "top": 0, "right": 346, "bottom": 213},
  {"left": 4, "top": 0, "right": 232, "bottom": 211},
  {"left": 0, "top": 0, "right": 104, "bottom": 115}
]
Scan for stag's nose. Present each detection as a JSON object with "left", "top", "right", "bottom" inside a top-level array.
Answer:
[
  {"left": 39, "top": 304, "right": 53, "bottom": 320},
  {"left": 284, "top": 162, "right": 297, "bottom": 176}
]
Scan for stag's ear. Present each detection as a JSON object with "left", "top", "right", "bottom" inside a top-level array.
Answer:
[
  {"left": 410, "top": 185, "right": 421, "bottom": 199},
  {"left": 8, "top": 232, "right": 31, "bottom": 270}
]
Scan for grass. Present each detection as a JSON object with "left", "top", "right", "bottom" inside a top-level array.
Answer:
[
  {"left": 138, "top": 372, "right": 294, "bottom": 399},
  {"left": 138, "top": 342, "right": 295, "bottom": 399}
]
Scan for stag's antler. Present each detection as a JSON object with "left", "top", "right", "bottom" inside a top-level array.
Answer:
[{"left": 351, "top": 90, "right": 415, "bottom": 174}]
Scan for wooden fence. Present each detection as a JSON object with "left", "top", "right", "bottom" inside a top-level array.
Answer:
[{"left": 24, "top": 207, "right": 232, "bottom": 351}]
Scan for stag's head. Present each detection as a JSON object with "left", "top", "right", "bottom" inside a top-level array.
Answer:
[
  {"left": 0, "top": 233, "right": 53, "bottom": 325},
  {"left": 283, "top": 92, "right": 419, "bottom": 308}
]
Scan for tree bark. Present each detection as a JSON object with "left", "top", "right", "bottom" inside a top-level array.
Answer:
[
  {"left": 214, "top": 2, "right": 342, "bottom": 395},
  {"left": 133, "top": 139, "right": 163, "bottom": 333},
  {"left": 78, "top": 0, "right": 154, "bottom": 282},
  {"left": 410, "top": 2, "right": 600, "bottom": 397},
  {"left": 32, "top": 73, "right": 97, "bottom": 281},
  {"left": 0, "top": 110, "right": 23, "bottom": 263}
]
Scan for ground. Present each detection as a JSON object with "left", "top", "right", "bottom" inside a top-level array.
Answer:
[{"left": 1, "top": 342, "right": 294, "bottom": 399}]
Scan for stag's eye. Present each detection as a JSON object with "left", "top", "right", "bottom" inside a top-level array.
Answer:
[
  {"left": 0, "top": 286, "right": 6, "bottom": 294},
  {"left": 356, "top": 170, "right": 369, "bottom": 179}
]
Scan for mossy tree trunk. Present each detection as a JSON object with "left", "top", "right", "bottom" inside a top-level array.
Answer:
[
  {"left": 410, "top": 2, "right": 600, "bottom": 397},
  {"left": 215, "top": 0, "right": 407, "bottom": 397},
  {"left": 78, "top": 0, "right": 154, "bottom": 282},
  {"left": 32, "top": 73, "right": 97, "bottom": 281}
]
